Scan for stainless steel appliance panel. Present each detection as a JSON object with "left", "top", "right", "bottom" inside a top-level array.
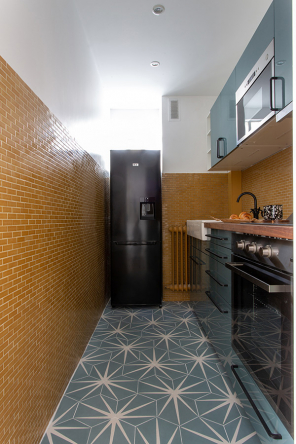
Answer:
[{"left": 236, "top": 40, "right": 275, "bottom": 145}]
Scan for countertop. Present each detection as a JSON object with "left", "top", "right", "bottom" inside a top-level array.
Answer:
[{"left": 204, "top": 222, "right": 293, "bottom": 240}]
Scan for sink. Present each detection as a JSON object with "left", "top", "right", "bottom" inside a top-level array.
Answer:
[{"left": 187, "top": 220, "right": 221, "bottom": 240}]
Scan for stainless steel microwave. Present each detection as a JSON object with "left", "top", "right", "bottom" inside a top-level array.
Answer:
[{"left": 236, "top": 39, "right": 282, "bottom": 145}]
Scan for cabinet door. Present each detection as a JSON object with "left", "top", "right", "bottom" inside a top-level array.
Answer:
[
  {"left": 220, "top": 70, "right": 236, "bottom": 154},
  {"left": 235, "top": 4, "right": 274, "bottom": 89},
  {"left": 274, "top": 0, "right": 292, "bottom": 109},
  {"left": 210, "top": 71, "right": 236, "bottom": 167},
  {"left": 210, "top": 96, "right": 223, "bottom": 167}
]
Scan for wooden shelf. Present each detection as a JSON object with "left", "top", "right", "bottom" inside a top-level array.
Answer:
[{"left": 204, "top": 222, "right": 293, "bottom": 240}]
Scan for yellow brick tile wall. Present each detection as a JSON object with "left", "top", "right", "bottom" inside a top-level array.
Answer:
[
  {"left": 162, "top": 173, "right": 229, "bottom": 301},
  {"left": 0, "top": 57, "right": 109, "bottom": 444},
  {"left": 241, "top": 147, "right": 293, "bottom": 219}
]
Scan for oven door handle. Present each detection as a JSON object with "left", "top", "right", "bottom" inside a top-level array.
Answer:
[{"left": 225, "top": 262, "right": 291, "bottom": 293}]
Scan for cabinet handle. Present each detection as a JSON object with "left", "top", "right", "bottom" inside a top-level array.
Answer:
[
  {"left": 205, "top": 291, "right": 228, "bottom": 313},
  {"left": 114, "top": 241, "right": 157, "bottom": 245},
  {"left": 205, "top": 248, "right": 228, "bottom": 260},
  {"left": 205, "top": 234, "right": 228, "bottom": 241},
  {"left": 231, "top": 365, "right": 282, "bottom": 440},
  {"left": 217, "top": 137, "right": 227, "bottom": 159},
  {"left": 189, "top": 255, "right": 206, "bottom": 266},
  {"left": 270, "top": 76, "right": 285, "bottom": 111},
  {"left": 193, "top": 245, "right": 208, "bottom": 256},
  {"left": 205, "top": 270, "right": 228, "bottom": 287}
]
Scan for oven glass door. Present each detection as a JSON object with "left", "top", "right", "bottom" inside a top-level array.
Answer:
[
  {"left": 230, "top": 255, "right": 293, "bottom": 436},
  {"left": 236, "top": 59, "right": 274, "bottom": 145}
]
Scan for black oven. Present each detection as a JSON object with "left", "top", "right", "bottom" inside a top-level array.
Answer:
[{"left": 226, "top": 233, "right": 293, "bottom": 437}]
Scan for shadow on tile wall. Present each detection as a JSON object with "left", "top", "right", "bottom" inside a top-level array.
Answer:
[{"left": 0, "top": 57, "right": 110, "bottom": 444}]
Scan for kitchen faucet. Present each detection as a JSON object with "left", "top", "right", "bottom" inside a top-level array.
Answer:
[{"left": 236, "top": 192, "right": 262, "bottom": 219}]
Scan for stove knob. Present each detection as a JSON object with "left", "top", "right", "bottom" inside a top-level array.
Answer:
[
  {"left": 236, "top": 240, "right": 244, "bottom": 250},
  {"left": 236, "top": 240, "right": 250, "bottom": 250},
  {"left": 259, "top": 245, "right": 279, "bottom": 258},
  {"left": 246, "top": 243, "right": 262, "bottom": 254}
]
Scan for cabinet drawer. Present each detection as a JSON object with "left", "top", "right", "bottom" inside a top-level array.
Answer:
[
  {"left": 209, "top": 306, "right": 232, "bottom": 361},
  {"left": 207, "top": 242, "right": 231, "bottom": 265},
  {"left": 206, "top": 261, "right": 231, "bottom": 305},
  {"left": 216, "top": 261, "right": 231, "bottom": 305},
  {"left": 204, "top": 289, "right": 229, "bottom": 315},
  {"left": 205, "top": 229, "right": 231, "bottom": 249},
  {"left": 193, "top": 301, "right": 216, "bottom": 338}
]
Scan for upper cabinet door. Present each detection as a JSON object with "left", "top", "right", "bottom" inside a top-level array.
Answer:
[
  {"left": 274, "top": 0, "right": 293, "bottom": 109},
  {"left": 235, "top": 4, "right": 275, "bottom": 90},
  {"left": 210, "top": 96, "right": 222, "bottom": 167},
  {"left": 220, "top": 70, "right": 236, "bottom": 155},
  {"left": 210, "top": 70, "right": 236, "bottom": 167}
]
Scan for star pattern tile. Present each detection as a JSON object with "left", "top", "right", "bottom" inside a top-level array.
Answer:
[{"left": 40, "top": 301, "right": 261, "bottom": 444}]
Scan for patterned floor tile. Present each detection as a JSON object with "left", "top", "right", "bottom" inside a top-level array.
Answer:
[{"left": 40, "top": 301, "right": 261, "bottom": 444}]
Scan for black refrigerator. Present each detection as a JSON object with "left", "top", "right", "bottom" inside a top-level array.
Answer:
[{"left": 110, "top": 150, "right": 162, "bottom": 307}]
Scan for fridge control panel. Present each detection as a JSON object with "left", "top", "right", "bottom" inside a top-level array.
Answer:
[{"left": 140, "top": 197, "right": 155, "bottom": 220}]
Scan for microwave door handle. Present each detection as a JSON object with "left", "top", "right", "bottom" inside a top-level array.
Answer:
[
  {"left": 270, "top": 76, "right": 285, "bottom": 111},
  {"left": 225, "top": 262, "right": 291, "bottom": 293},
  {"left": 217, "top": 137, "right": 226, "bottom": 159}
]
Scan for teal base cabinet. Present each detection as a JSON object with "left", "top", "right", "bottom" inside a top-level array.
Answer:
[
  {"left": 193, "top": 229, "right": 294, "bottom": 444},
  {"left": 189, "top": 236, "right": 210, "bottom": 305}
]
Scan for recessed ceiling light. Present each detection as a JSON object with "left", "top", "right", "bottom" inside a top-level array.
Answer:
[
  {"left": 152, "top": 5, "right": 165, "bottom": 15},
  {"left": 150, "top": 61, "right": 160, "bottom": 67}
]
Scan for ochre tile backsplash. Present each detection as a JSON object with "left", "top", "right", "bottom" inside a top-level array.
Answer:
[
  {"left": 0, "top": 57, "right": 109, "bottom": 444},
  {"left": 162, "top": 173, "right": 229, "bottom": 301},
  {"left": 241, "top": 147, "right": 293, "bottom": 218}
]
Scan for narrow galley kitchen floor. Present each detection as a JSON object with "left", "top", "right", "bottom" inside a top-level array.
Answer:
[{"left": 40, "top": 302, "right": 260, "bottom": 444}]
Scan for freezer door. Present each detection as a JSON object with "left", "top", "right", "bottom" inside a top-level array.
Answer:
[{"left": 111, "top": 243, "right": 162, "bottom": 306}]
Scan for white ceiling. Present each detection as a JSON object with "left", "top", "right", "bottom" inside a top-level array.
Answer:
[
  {"left": 74, "top": 0, "right": 273, "bottom": 108},
  {"left": 0, "top": 0, "right": 273, "bottom": 160}
]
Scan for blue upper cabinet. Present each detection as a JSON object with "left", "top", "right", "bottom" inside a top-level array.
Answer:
[
  {"left": 235, "top": 4, "right": 275, "bottom": 90},
  {"left": 211, "top": 70, "right": 236, "bottom": 167},
  {"left": 210, "top": 96, "right": 222, "bottom": 167},
  {"left": 220, "top": 70, "right": 236, "bottom": 155},
  {"left": 274, "top": 0, "right": 293, "bottom": 109},
  {"left": 210, "top": 0, "right": 292, "bottom": 169}
]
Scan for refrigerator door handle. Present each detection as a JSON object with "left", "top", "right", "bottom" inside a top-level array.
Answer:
[{"left": 114, "top": 241, "right": 158, "bottom": 245}]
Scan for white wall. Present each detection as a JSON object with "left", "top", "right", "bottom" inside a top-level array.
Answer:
[
  {"left": 162, "top": 96, "right": 217, "bottom": 173},
  {"left": 0, "top": 0, "right": 108, "bottom": 166}
]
